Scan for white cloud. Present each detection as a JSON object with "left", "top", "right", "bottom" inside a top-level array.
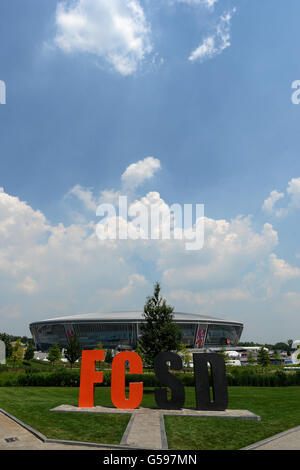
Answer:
[
  {"left": 287, "top": 177, "right": 300, "bottom": 209},
  {"left": 66, "top": 184, "right": 98, "bottom": 211},
  {"left": 17, "top": 276, "right": 39, "bottom": 295},
  {"left": 160, "top": 217, "right": 278, "bottom": 289},
  {"left": 121, "top": 156, "right": 161, "bottom": 189},
  {"left": 189, "top": 8, "right": 236, "bottom": 62},
  {"left": 2, "top": 162, "right": 300, "bottom": 342},
  {"left": 171, "top": 0, "right": 218, "bottom": 8},
  {"left": 96, "top": 273, "right": 148, "bottom": 298},
  {"left": 169, "top": 287, "right": 252, "bottom": 307},
  {"left": 262, "top": 177, "right": 300, "bottom": 217},
  {"left": 262, "top": 190, "right": 285, "bottom": 214},
  {"left": 67, "top": 157, "right": 161, "bottom": 212},
  {"left": 55, "top": 0, "right": 152, "bottom": 75},
  {"left": 268, "top": 253, "right": 300, "bottom": 281}
]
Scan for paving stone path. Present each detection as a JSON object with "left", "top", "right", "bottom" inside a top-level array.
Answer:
[{"left": 51, "top": 405, "right": 261, "bottom": 450}]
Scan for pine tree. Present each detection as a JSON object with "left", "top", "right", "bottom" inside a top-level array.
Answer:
[
  {"left": 64, "top": 334, "right": 81, "bottom": 368},
  {"left": 47, "top": 343, "right": 62, "bottom": 366},
  {"left": 247, "top": 350, "right": 256, "bottom": 365},
  {"left": 105, "top": 349, "right": 113, "bottom": 364},
  {"left": 24, "top": 343, "right": 35, "bottom": 361},
  {"left": 257, "top": 346, "right": 270, "bottom": 367},
  {"left": 138, "top": 282, "right": 182, "bottom": 367},
  {"left": 219, "top": 346, "right": 229, "bottom": 365}
]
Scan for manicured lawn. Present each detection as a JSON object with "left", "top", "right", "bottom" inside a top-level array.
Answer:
[
  {"left": 1, "top": 386, "right": 300, "bottom": 449},
  {"left": 164, "top": 386, "right": 300, "bottom": 450},
  {"left": 0, "top": 387, "right": 130, "bottom": 445}
]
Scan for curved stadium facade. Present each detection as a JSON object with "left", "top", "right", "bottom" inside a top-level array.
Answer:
[{"left": 29, "top": 312, "right": 243, "bottom": 352}]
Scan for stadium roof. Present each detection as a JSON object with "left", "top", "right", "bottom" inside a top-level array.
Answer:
[{"left": 30, "top": 311, "right": 243, "bottom": 326}]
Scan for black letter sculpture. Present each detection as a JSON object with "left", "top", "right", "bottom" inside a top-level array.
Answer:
[
  {"left": 193, "top": 353, "right": 228, "bottom": 411},
  {"left": 154, "top": 351, "right": 185, "bottom": 410}
]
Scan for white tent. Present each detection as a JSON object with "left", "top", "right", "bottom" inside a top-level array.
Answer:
[{"left": 227, "top": 350, "right": 240, "bottom": 358}]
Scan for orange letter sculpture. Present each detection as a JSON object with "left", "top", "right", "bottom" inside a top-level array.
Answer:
[
  {"left": 111, "top": 351, "right": 143, "bottom": 409},
  {"left": 79, "top": 350, "right": 105, "bottom": 407}
]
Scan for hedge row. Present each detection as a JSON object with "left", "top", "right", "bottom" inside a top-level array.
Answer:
[
  {"left": 0, "top": 369, "right": 81, "bottom": 387},
  {"left": 226, "top": 369, "right": 300, "bottom": 387},
  {"left": 0, "top": 370, "right": 193, "bottom": 387},
  {"left": 1, "top": 368, "right": 300, "bottom": 387}
]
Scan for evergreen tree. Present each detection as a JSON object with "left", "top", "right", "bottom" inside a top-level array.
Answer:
[
  {"left": 247, "top": 350, "right": 256, "bottom": 365},
  {"left": 138, "top": 282, "right": 182, "bottom": 367},
  {"left": 64, "top": 334, "right": 82, "bottom": 368},
  {"left": 105, "top": 349, "right": 113, "bottom": 364},
  {"left": 287, "top": 339, "right": 293, "bottom": 357},
  {"left": 24, "top": 343, "right": 35, "bottom": 361},
  {"left": 47, "top": 343, "right": 62, "bottom": 366},
  {"left": 219, "top": 346, "right": 230, "bottom": 365},
  {"left": 273, "top": 349, "right": 281, "bottom": 364},
  {"left": 257, "top": 346, "right": 270, "bottom": 367}
]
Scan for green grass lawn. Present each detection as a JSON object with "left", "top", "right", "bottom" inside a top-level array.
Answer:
[
  {"left": 0, "top": 387, "right": 130, "bottom": 445},
  {"left": 0, "top": 386, "right": 300, "bottom": 449},
  {"left": 165, "top": 386, "right": 300, "bottom": 450}
]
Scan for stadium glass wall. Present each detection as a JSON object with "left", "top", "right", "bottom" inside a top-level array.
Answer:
[{"left": 29, "top": 312, "right": 243, "bottom": 352}]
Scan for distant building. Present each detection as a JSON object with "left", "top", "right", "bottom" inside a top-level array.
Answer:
[{"left": 30, "top": 311, "right": 243, "bottom": 352}]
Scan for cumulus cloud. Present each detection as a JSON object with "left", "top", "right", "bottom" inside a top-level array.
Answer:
[
  {"left": 66, "top": 157, "right": 161, "bottom": 212},
  {"left": 189, "top": 8, "right": 236, "bottom": 62},
  {"left": 262, "top": 177, "right": 300, "bottom": 217},
  {"left": 1, "top": 160, "right": 300, "bottom": 341},
  {"left": 121, "top": 156, "right": 161, "bottom": 189},
  {"left": 66, "top": 184, "right": 98, "bottom": 211},
  {"left": 55, "top": 0, "right": 152, "bottom": 75},
  {"left": 287, "top": 177, "right": 300, "bottom": 209},
  {"left": 52, "top": 0, "right": 238, "bottom": 73},
  {"left": 96, "top": 273, "right": 148, "bottom": 298},
  {"left": 262, "top": 190, "right": 285, "bottom": 215},
  {"left": 160, "top": 217, "right": 278, "bottom": 289},
  {"left": 169, "top": 287, "right": 252, "bottom": 308},
  {"left": 268, "top": 253, "right": 300, "bottom": 281}
]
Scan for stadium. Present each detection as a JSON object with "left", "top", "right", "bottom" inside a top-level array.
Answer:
[{"left": 29, "top": 311, "right": 243, "bottom": 352}]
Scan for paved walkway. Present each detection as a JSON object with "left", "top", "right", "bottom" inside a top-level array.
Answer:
[
  {"left": 121, "top": 410, "right": 165, "bottom": 449},
  {"left": 241, "top": 426, "right": 300, "bottom": 450}
]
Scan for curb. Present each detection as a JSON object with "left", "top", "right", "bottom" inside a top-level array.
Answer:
[
  {"left": 159, "top": 414, "right": 168, "bottom": 450},
  {"left": 240, "top": 425, "right": 300, "bottom": 450}
]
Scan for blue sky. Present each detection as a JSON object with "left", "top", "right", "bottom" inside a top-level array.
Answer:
[{"left": 1, "top": 0, "right": 300, "bottom": 343}]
